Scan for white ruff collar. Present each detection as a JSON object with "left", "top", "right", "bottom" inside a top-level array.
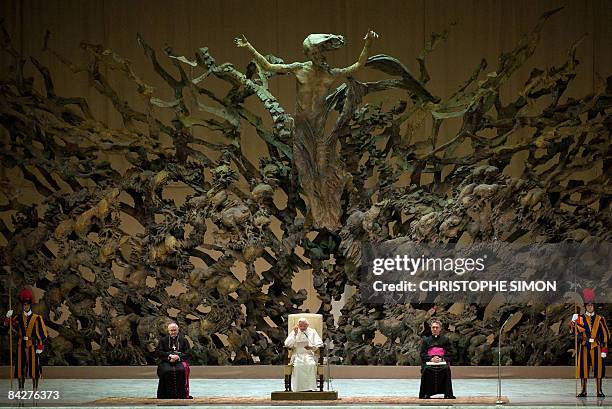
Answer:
[
  {"left": 24, "top": 310, "right": 33, "bottom": 317},
  {"left": 586, "top": 312, "right": 595, "bottom": 317}
]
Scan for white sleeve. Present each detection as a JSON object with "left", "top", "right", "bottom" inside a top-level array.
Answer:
[
  {"left": 284, "top": 331, "right": 296, "bottom": 348},
  {"left": 310, "top": 329, "right": 323, "bottom": 348}
]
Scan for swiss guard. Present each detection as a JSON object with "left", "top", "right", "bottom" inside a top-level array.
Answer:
[
  {"left": 4, "top": 288, "right": 48, "bottom": 390},
  {"left": 571, "top": 288, "right": 610, "bottom": 398}
]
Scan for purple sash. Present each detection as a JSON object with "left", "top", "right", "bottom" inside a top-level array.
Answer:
[{"left": 427, "top": 346, "right": 445, "bottom": 357}]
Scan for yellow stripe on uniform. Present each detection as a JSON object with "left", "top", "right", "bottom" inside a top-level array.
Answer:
[
  {"left": 583, "top": 346, "right": 589, "bottom": 377},
  {"left": 39, "top": 316, "right": 48, "bottom": 338},
  {"left": 25, "top": 314, "right": 38, "bottom": 342},
  {"left": 601, "top": 317, "right": 609, "bottom": 345}
]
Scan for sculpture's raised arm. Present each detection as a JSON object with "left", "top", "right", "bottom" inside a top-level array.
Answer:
[
  {"left": 235, "top": 35, "right": 301, "bottom": 74},
  {"left": 332, "top": 30, "right": 378, "bottom": 77}
]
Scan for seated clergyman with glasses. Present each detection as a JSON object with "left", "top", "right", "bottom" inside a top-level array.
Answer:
[{"left": 156, "top": 322, "right": 191, "bottom": 399}]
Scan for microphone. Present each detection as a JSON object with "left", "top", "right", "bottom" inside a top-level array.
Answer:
[
  {"left": 501, "top": 313, "right": 515, "bottom": 330},
  {"left": 497, "top": 313, "right": 514, "bottom": 404}
]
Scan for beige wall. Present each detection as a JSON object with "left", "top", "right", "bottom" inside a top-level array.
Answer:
[
  {"left": 0, "top": 364, "right": 577, "bottom": 379},
  {"left": 1, "top": 0, "right": 610, "bottom": 310},
  {"left": 2, "top": 0, "right": 609, "bottom": 119}
]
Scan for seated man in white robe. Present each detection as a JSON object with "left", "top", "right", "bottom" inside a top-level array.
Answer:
[{"left": 284, "top": 317, "right": 323, "bottom": 392}]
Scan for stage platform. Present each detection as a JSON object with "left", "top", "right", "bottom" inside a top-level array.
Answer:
[
  {"left": 0, "top": 378, "right": 610, "bottom": 408},
  {"left": 90, "top": 395, "right": 508, "bottom": 405}
]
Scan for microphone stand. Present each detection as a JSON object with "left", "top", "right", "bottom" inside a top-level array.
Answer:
[
  {"left": 6, "top": 268, "right": 13, "bottom": 391},
  {"left": 497, "top": 314, "right": 513, "bottom": 405},
  {"left": 325, "top": 338, "right": 333, "bottom": 391}
]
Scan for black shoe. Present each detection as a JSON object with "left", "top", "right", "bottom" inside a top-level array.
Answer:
[
  {"left": 445, "top": 395, "right": 456, "bottom": 399},
  {"left": 577, "top": 392, "right": 587, "bottom": 398},
  {"left": 597, "top": 392, "right": 606, "bottom": 398},
  {"left": 420, "top": 395, "right": 430, "bottom": 399}
]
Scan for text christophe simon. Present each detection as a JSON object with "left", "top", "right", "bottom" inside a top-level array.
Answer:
[{"left": 370, "top": 255, "right": 557, "bottom": 293}]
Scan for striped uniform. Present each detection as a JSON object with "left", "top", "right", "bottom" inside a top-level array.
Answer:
[
  {"left": 7, "top": 312, "right": 48, "bottom": 388},
  {"left": 571, "top": 313, "right": 609, "bottom": 379}
]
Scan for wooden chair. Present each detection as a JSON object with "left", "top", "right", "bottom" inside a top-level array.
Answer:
[{"left": 284, "top": 313, "right": 325, "bottom": 391}]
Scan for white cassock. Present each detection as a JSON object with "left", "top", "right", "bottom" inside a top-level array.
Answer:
[{"left": 284, "top": 328, "right": 323, "bottom": 391}]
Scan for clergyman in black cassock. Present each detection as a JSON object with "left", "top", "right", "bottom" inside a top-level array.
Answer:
[
  {"left": 419, "top": 319, "right": 455, "bottom": 399},
  {"left": 156, "top": 322, "right": 191, "bottom": 399}
]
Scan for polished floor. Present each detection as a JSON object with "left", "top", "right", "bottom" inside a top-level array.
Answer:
[{"left": 0, "top": 378, "right": 610, "bottom": 407}]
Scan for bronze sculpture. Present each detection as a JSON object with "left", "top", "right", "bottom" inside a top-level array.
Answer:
[
  {"left": 0, "top": 8, "right": 610, "bottom": 366},
  {"left": 236, "top": 31, "right": 378, "bottom": 230}
]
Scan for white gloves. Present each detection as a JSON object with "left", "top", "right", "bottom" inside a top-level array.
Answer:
[
  {"left": 572, "top": 314, "right": 579, "bottom": 322},
  {"left": 602, "top": 353, "right": 607, "bottom": 358},
  {"left": 35, "top": 349, "right": 43, "bottom": 354},
  {"left": 5, "top": 310, "right": 13, "bottom": 318}
]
